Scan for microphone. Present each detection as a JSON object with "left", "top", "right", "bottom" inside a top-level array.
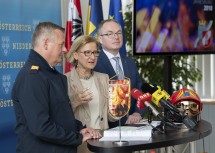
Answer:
[
  {"left": 131, "top": 88, "right": 178, "bottom": 128},
  {"left": 142, "top": 84, "right": 180, "bottom": 113},
  {"left": 142, "top": 83, "right": 197, "bottom": 129},
  {"left": 131, "top": 88, "right": 160, "bottom": 117}
]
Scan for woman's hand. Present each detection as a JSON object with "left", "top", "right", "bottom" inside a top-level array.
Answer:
[{"left": 74, "top": 86, "right": 93, "bottom": 104}]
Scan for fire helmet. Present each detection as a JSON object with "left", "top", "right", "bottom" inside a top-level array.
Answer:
[{"left": 170, "top": 88, "right": 202, "bottom": 122}]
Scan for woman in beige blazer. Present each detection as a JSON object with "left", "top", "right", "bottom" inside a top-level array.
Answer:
[{"left": 65, "top": 35, "right": 117, "bottom": 153}]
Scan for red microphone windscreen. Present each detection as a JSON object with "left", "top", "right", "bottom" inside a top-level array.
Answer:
[
  {"left": 131, "top": 88, "right": 142, "bottom": 100},
  {"left": 131, "top": 88, "right": 152, "bottom": 109}
]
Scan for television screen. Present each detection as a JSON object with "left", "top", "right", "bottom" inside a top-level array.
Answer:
[{"left": 134, "top": 0, "right": 215, "bottom": 55}]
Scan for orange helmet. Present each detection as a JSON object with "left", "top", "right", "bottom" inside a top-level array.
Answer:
[{"left": 170, "top": 88, "right": 202, "bottom": 122}]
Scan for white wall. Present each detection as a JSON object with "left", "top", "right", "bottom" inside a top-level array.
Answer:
[{"left": 196, "top": 54, "right": 215, "bottom": 100}]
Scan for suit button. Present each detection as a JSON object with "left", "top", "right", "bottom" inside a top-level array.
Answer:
[{"left": 101, "top": 117, "right": 103, "bottom": 121}]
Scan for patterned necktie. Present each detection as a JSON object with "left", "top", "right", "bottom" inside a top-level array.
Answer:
[{"left": 112, "top": 57, "right": 124, "bottom": 80}]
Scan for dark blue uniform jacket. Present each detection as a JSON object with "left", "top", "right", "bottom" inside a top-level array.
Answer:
[{"left": 12, "top": 50, "right": 84, "bottom": 153}]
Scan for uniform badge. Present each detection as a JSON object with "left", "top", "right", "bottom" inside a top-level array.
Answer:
[{"left": 31, "top": 65, "right": 39, "bottom": 70}]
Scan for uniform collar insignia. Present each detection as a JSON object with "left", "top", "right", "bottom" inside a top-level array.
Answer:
[{"left": 31, "top": 65, "right": 39, "bottom": 70}]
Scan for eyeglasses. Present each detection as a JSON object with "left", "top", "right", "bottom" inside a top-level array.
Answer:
[
  {"left": 79, "top": 50, "right": 100, "bottom": 57},
  {"left": 100, "top": 31, "right": 122, "bottom": 39}
]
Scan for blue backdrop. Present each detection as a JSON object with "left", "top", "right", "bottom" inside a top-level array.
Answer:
[{"left": 0, "top": 0, "right": 62, "bottom": 152}]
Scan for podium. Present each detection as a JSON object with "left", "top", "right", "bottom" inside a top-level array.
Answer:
[{"left": 87, "top": 120, "right": 212, "bottom": 153}]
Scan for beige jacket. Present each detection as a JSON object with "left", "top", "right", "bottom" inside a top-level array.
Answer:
[{"left": 65, "top": 68, "right": 111, "bottom": 130}]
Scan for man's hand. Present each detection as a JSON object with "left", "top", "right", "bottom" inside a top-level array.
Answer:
[
  {"left": 125, "top": 112, "right": 142, "bottom": 124},
  {"left": 80, "top": 127, "right": 102, "bottom": 142}
]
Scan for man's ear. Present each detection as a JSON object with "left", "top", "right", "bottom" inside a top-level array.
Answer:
[
  {"left": 43, "top": 38, "right": 49, "bottom": 50},
  {"left": 98, "top": 36, "right": 103, "bottom": 45}
]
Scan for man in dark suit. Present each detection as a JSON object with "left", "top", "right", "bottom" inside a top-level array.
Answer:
[
  {"left": 94, "top": 19, "right": 145, "bottom": 128},
  {"left": 12, "top": 22, "right": 101, "bottom": 153}
]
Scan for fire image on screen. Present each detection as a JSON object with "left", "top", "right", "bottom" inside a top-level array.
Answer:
[{"left": 134, "top": 0, "right": 215, "bottom": 54}]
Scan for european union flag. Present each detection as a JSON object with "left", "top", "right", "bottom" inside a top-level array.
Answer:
[
  {"left": 109, "top": 0, "right": 126, "bottom": 56},
  {"left": 86, "top": 0, "right": 103, "bottom": 37}
]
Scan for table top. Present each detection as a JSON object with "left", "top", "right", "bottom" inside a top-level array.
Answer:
[{"left": 87, "top": 120, "right": 212, "bottom": 153}]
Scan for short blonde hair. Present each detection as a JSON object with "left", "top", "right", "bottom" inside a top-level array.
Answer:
[{"left": 66, "top": 35, "right": 99, "bottom": 66}]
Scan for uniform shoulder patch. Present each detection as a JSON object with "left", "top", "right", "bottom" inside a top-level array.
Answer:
[{"left": 31, "top": 65, "right": 39, "bottom": 70}]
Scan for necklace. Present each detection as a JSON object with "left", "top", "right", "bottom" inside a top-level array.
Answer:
[
  {"left": 80, "top": 75, "right": 92, "bottom": 80},
  {"left": 76, "top": 67, "right": 93, "bottom": 80},
  {"left": 81, "top": 77, "right": 94, "bottom": 90}
]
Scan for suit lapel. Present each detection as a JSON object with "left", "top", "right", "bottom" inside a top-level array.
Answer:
[
  {"left": 70, "top": 69, "right": 91, "bottom": 116},
  {"left": 99, "top": 51, "right": 116, "bottom": 79},
  {"left": 93, "top": 73, "right": 105, "bottom": 117},
  {"left": 70, "top": 68, "right": 83, "bottom": 90}
]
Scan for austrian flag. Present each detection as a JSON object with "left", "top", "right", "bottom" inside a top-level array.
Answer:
[{"left": 64, "top": 0, "right": 83, "bottom": 73}]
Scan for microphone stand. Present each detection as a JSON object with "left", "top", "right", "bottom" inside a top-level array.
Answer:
[
  {"left": 164, "top": 106, "right": 197, "bottom": 129},
  {"left": 147, "top": 107, "right": 165, "bottom": 134},
  {"left": 147, "top": 107, "right": 179, "bottom": 134}
]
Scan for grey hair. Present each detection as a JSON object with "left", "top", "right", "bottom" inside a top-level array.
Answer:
[{"left": 32, "top": 22, "right": 64, "bottom": 48}]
